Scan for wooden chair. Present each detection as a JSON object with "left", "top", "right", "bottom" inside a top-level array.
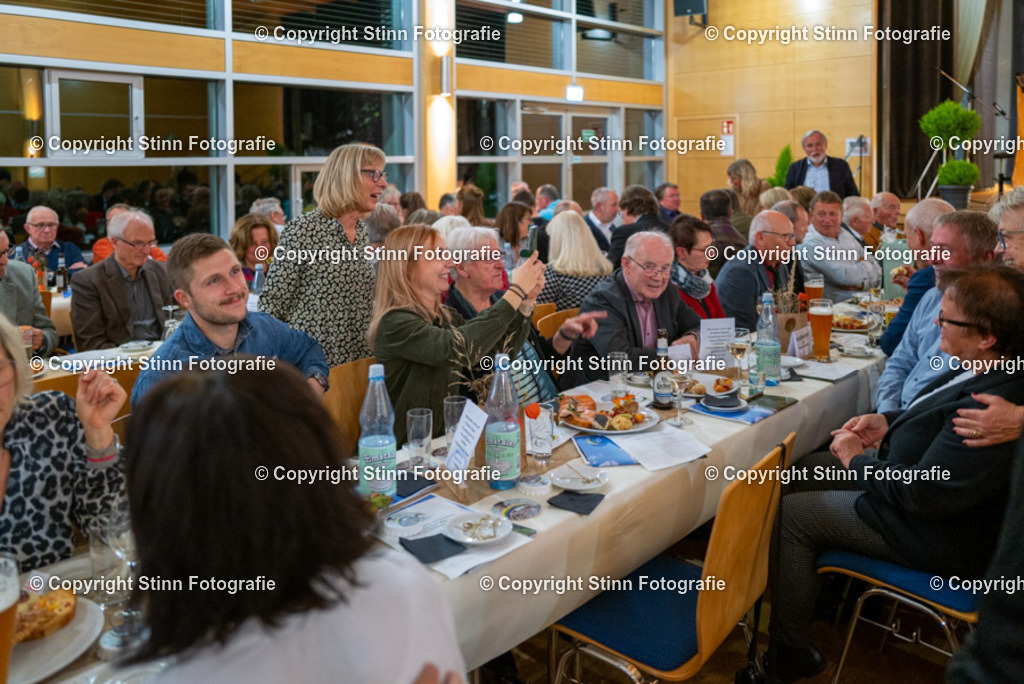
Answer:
[
  {"left": 531, "top": 302, "right": 556, "bottom": 327},
  {"left": 322, "top": 357, "right": 376, "bottom": 453},
  {"left": 536, "top": 308, "right": 579, "bottom": 340},
  {"left": 40, "top": 290, "right": 53, "bottom": 318},
  {"left": 549, "top": 435, "right": 793, "bottom": 683}
]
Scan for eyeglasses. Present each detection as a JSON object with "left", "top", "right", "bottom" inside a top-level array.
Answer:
[
  {"left": 762, "top": 231, "right": 796, "bottom": 242},
  {"left": 937, "top": 312, "right": 980, "bottom": 330},
  {"left": 627, "top": 256, "right": 672, "bottom": 276},
  {"left": 1, "top": 247, "right": 14, "bottom": 259},
  {"left": 998, "top": 229, "right": 1024, "bottom": 251},
  {"left": 361, "top": 169, "right": 388, "bottom": 183},
  {"left": 118, "top": 238, "right": 159, "bottom": 249},
  {"left": 28, "top": 222, "right": 59, "bottom": 231}
]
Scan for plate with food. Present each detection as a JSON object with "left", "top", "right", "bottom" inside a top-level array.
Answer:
[
  {"left": 701, "top": 377, "right": 744, "bottom": 410},
  {"left": 677, "top": 377, "right": 708, "bottom": 398},
  {"left": 444, "top": 513, "right": 512, "bottom": 546},
  {"left": 859, "top": 297, "right": 903, "bottom": 309},
  {"left": 557, "top": 394, "right": 659, "bottom": 435},
  {"left": 832, "top": 313, "right": 876, "bottom": 333},
  {"left": 550, "top": 463, "right": 609, "bottom": 492},
  {"left": 9, "top": 589, "right": 104, "bottom": 684}
]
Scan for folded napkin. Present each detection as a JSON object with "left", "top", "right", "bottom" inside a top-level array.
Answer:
[
  {"left": 781, "top": 368, "right": 804, "bottom": 382},
  {"left": 548, "top": 491, "right": 605, "bottom": 516},
  {"left": 396, "top": 473, "right": 435, "bottom": 499},
  {"left": 400, "top": 534, "right": 466, "bottom": 564}
]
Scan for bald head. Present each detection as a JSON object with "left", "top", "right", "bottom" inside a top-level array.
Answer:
[
  {"left": 25, "top": 206, "right": 60, "bottom": 252},
  {"left": 750, "top": 211, "right": 796, "bottom": 266}
]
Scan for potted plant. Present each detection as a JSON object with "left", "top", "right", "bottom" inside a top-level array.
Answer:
[
  {"left": 936, "top": 159, "right": 980, "bottom": 209},
  {"left": 766, "top": 145, "right": 792, "bottom": 188},
  {"left": 918, "top": 100, "right": 981, "bottom": 150}
]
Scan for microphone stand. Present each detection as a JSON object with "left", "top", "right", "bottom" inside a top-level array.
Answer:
[{"left": 845, "top": 135, "right": 867, "bottom": 194}]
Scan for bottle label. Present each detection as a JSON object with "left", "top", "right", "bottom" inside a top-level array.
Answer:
[
  {"left": 756, "top": 341, "right": 782, "bottom": 385},
  {"left": 653, "top": 371, "right": 675, "bottom": 407},
  {"left": 358, "top": 444, "right": 397, "bottom": 495},
  {"left": 485, "top": 427, "right": 521, "bottom": 480}
]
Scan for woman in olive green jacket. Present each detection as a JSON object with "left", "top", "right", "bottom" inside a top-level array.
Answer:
[{"left": 368, "top": 224, "right": 546, "bottom": 445}]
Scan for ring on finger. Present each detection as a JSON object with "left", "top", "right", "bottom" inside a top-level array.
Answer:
[{"left": 972, "top": 429, "right": 982, "bottom": 439}]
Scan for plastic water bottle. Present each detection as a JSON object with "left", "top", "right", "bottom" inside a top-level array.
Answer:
[
  {"left": 756, "top": 292, "right": 782, "bottom": 386},
  {"left": 358, "top": 364, "right": 397, "bottom": 499},
  {"left": 250, "top": 262, "right": 265, "bottom": 295},
  {"left": 486, "top": 353, "right": 521, "bottom": 490}
]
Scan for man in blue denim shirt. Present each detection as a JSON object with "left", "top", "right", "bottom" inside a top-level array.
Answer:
[
  {"left": 131, "top": 234, "right": 329, "bottom": 409},
  {"left": 875, "top": 211, "right": 996, "bottom": 412}
]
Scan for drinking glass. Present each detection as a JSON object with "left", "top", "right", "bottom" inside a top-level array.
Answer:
[
  {"left": 0, "top": 554, "right": 19, "bottom": 682},
  {"left": 443, "top": 396, "right": 468, "bottom": 452},
  {"left": 97, "top": 510, "right": 145, "bottom": 657},
  {"left": 607, "top": 351, "right": 629, "bottom": 399},
  {"left": 160, "top": 319, "right": 179, "bottom": 342},
  {"left": 729, "top": 327, "right": 751, "bottom": 385},
  {"left": 668, "top": 373, "right": 693, "bottom": 427},
  {"left": 809, "top": 299, "right": 834, "bottom": 363},
  {"left": 406, "top": 408, "right": 433, "bottom": 468},
  {"left": 804, "top": 275, "right": 824, "bottom": 301}
]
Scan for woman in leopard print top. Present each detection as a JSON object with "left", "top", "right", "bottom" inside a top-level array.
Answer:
[
  {"left": 0, "top": 317, "right": 127, "bottom": 572},
  {"left": 260, "top": 144, "right": 387, "bottom": 366}
]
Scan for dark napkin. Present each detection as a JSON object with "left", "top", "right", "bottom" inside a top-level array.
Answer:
[
  {"left": 548, "top": 491, "right": 605, "bottom": 516},
  {"left": 781, "top": 367, "right": 804, "bottom": 382},
  {"left": 396, "top": 472, "right": 435, "bottom": 498},
  {"left": 400, "top": 534, "right": 467, "bottom": 564}
]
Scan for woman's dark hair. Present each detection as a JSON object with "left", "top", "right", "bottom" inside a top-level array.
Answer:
[
  {"left": 399, "top": 191, "right": 427, "bottom": 215},
  {"left": 668, "top": 214, "right": 711, "bottom": 252},
  {"left": 458, "top": 184, "right": 489, "bottom": 226},
  {"left": 619, "top": 185, "right": 659, "bottom": 218},
  {"left": 124, "top": 362, "right": 375, "bottom": 663},
  {"left": 495, "top": 201, "right": 532, "bottom": 245},
  {"left": 937, "top": 264, "right": 1024, "bottom": 358}
]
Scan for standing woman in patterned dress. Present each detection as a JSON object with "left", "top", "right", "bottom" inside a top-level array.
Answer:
[{"left": 259, "top": 143, "right": 386, "bottom": 366}]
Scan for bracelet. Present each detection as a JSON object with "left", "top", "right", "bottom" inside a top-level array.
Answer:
[
  {"left": 556, "top": 328, "right": 578, "bottom": 342},
  {"left": 85, "top": 434, "right": 121, "bottom": 468},
  {"left": 508, "top": 283, "right": 527, "bottom": 299}
]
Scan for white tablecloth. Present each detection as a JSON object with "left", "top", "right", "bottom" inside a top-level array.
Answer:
[{"left": 438, "top": 353, "right": 885, "bottom": 669}]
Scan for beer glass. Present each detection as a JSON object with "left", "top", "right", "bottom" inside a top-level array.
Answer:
[
  {"left": 0, "top": 553, "right": 19, "bottom": 682},
  {"left": 805, "top": 275, "right": 825, "bottom": 301},
  {"left": 809, "top": 299, "right": 834, "bottom": 362}
]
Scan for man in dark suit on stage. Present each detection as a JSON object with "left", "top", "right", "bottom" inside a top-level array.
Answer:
[{"left": 784, "top": 129, "right": 860, "bottom": 198}]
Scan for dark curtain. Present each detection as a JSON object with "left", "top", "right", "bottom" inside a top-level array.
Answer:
[
  {"left": 1012, "top": 0, "right": 1024, "bottom": 180},
  {"left": 879, "top": 0, "right": 956, "bottom": 197}
]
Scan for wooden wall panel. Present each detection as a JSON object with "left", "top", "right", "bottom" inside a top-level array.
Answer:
[
  {"left": 2, "top": 15, "right": 223, "bottom": 71},
  {"left": 233, "top": 42, "right": 413, "bottom": 86},
  {"left": 666, "top": 0, "right": 877, "bottom": 207},
  {"left": 457, "top": 64, "right": 662, "bottom": 107}
]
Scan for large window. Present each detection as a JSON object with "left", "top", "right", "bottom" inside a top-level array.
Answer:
[
  {"left": 233, "top": 84, "right": 410, "bottom": 157},
  {"left": 455, "top": 5, "right": 567, "bottom": 70},
  {"left": 232, "top": 0, "right": 407, "bottom": 50},
  {"left": 2, "top": 0, "right": 208, "bottom": 28}
]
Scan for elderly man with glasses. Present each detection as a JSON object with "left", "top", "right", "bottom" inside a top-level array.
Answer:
[
  {"left": 13, "top": 206, "right": 87, "bottom": 277},
  {"left": 715, "top": 210, "right": 798, "bottom": 331},
  {"left": 562, "top": 231, "right": 700, "bottom": 386},
  {"left": 70, "top": 210, "right": 175, "bottom": 351}
]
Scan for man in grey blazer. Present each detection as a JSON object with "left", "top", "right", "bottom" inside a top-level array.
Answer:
[
  {"left": 563, "top": 231, "right": 700, "bottom": 385},
  {"left": 71, "top": 210, "right": 175, "bottom": 351},
  {"left": 0, "top": 230, "right": 59, "bottom": 356}
]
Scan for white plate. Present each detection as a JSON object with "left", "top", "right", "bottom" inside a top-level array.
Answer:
[
  {"left": 9, "top": 597, "right": 104, "bottom": 684},
  {"left": 550, "top": 464, "right": 609, "bottom": 492},
  {"left": 444, "top": 514, "right": 512, "bottom": 546},
  {"left": 832, "top": 313, "right": 878, "bottom": 334},
  {"left": 699, "top": 397, "right": 749, "bottom": 413},
  {"left": 625, "top": 372, "right": 651, "bottom": 387},
  {"left": 781, "top": 355, "right": 805, "bottom": 368},
  {"left": 841, "top": 346, "right": 874, "bottom": 358},
  {"left": 118, "top": 341, "right": 157, "bottom": 354},
  {"left": 570, "top": 409, "right": 661, "bottom": 436},
  {"left": 32, "top": 369, "right": 46, "bottom": 379}
]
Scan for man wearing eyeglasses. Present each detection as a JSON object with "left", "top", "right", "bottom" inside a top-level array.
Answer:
[
  {"left": 715, "top": 211, "right": 797, "bottom": 331},
  {"left": 0, "top": 229, "right": 59, "bottom": 356},
  {"left": 12, "top": 206, "right": 88, "bottom": 276},
  {"left": 70, "top": 210, "right": 175, "bottom": 351},
  {"left": 562, "top": 231, "right": 700, "bottom": 385},
  {"left": 875, "top": 211, "right": 996, "bottom": 413}
]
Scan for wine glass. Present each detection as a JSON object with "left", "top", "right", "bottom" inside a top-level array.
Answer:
[
  {"left": 668, "top": 373, "right": 693, "bottom": 427},
  {"left": 728, "top": 328, "right": 751, "bottom": 387},
  {"left": 441, "top": 396, "right": 467, "bottom": 458},
  {"left": 96, "top": 510, "right": 146, "bottom": 657}
]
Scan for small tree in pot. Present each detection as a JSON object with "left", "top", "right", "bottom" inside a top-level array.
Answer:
[
  {"left": 919, "top": 100, "right": 981, "bottom": 208},
  {"left": 935, "top": 159, "right": 980, "bottom": 209}
]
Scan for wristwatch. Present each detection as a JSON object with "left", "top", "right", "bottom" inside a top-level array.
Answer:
[{"left": 311, "top": 372, "right": 329, "bottom": 392}]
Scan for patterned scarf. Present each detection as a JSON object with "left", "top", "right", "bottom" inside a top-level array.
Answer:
[{"left": 672, "top": 263, "right": 712, "bottom": 300}]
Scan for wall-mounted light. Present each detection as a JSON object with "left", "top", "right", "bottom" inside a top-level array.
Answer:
[
  {"left": 581, "top": 28, "right": 613, "bottom": 40},
  {"left": 507, "top": 11, "right": 523, "bottom": 23},
  {"left": 440, "top": 55, "right": 452, "bottom": 97},
  {"left": 566, "top": 82, "right": 584, "bottom": 102}
]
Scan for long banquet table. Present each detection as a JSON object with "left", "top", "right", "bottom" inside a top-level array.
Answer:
[{"left": 436, "top": 353, "right": 885, "bottom": 670}]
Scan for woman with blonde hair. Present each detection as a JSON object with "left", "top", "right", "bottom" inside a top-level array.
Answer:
[
  {"left": 727, "top": 159, "right": 771, "bottom": 217},
  {"left": 758, "top": 186, "right": 793, "bottom": 213},
  {"left": 458, "top": 184, "right": 492, "bottom": 227},
  {"left": 537, "top": 211, "right": 612, "bottom": 310},
  {"left": 260, "top": 143, "right": 386, "bottom": 365},
  {"left": 229, "top": 213, "right": 278, "bottom": 285},
  {"left": 368, "top": 225, "right": 544, "bottom": 444}
]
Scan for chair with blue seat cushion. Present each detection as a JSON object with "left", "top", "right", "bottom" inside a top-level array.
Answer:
[
  {"left": 816, "top": 550, "right": 979, "bottom": 684},
  {"left": 548, "top": 434, "right": 794, "bottom": 683}
]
